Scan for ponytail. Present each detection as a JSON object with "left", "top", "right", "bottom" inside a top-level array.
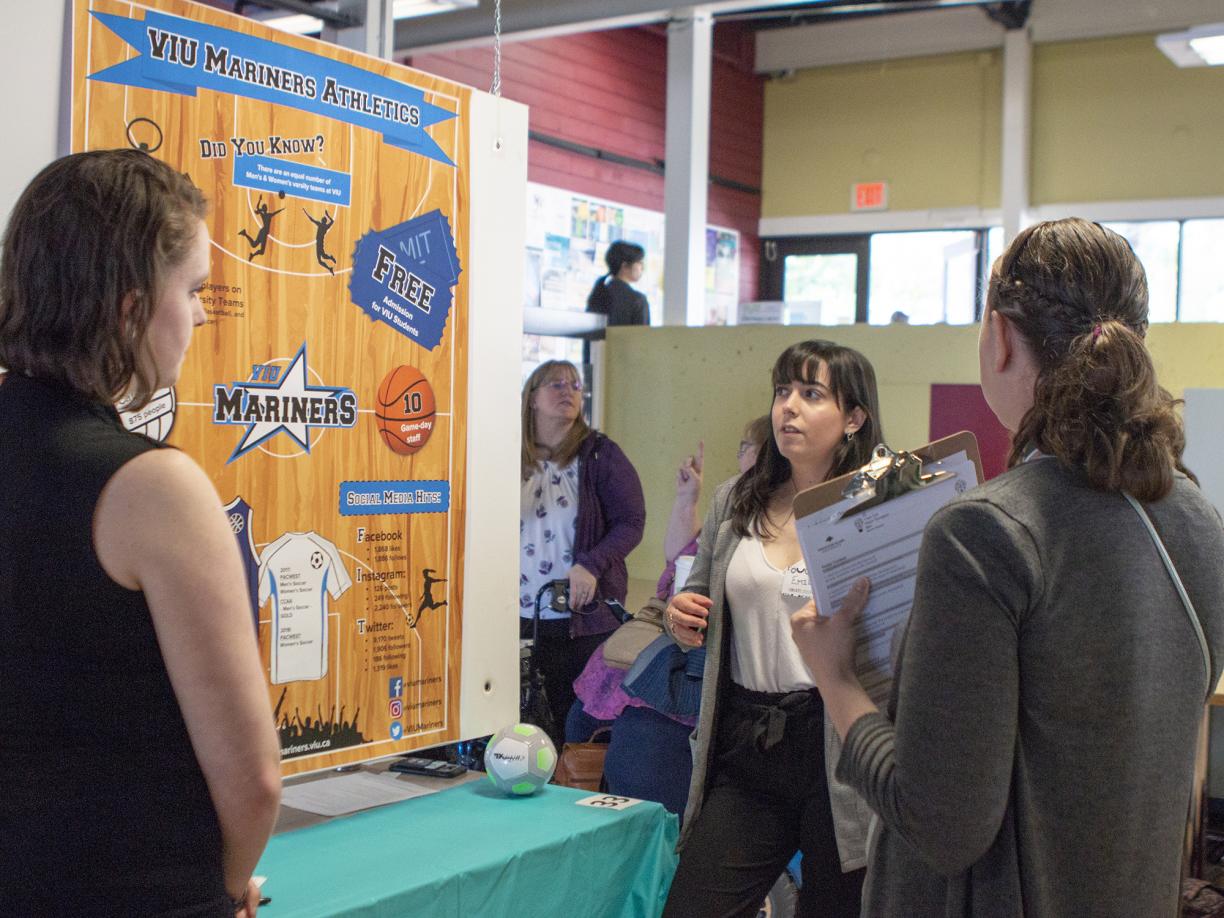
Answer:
[
  {"left": 1007, "top": 319, "right": 1187, "bottom": 501},
  {"left": 993, "top": 219, "right": 1189, "bottom": 501}
]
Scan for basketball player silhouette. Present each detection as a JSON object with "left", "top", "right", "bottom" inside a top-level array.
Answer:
[
  {"left": 238, "top": 196, "right": 284, "bottom": 261},
  {"left": 304, "top": 208, "right": 337, "bottom": 274}
]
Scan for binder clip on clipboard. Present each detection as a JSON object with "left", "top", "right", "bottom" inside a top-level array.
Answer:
[{"left": 838, "top": 444, "right": 956, "bottom": 521}]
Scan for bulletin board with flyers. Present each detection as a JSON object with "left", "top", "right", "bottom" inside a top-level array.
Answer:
[
  {"left": 523, "top": 182, "right": 740, "bottom": 325},
  {"left": 69, "top": 0, "right": 519, "bottom": 776}
]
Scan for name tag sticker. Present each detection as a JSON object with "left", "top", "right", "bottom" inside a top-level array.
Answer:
[
  {"left": 576, "top": 794, "right": 644, "bottom": 811},
  {"left": 781, "top": 564, "right": 811, "bottom": 599}
]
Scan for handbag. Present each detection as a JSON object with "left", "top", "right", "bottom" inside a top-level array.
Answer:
[
  {"left": 602, "top": 597, "right": 667, "bottom": 670},
  {"left": 621, "top": 636, "right": 706, "bottom": 718},
  {"left": 552, "top": 726, "right": 611, "bottom": 792}
]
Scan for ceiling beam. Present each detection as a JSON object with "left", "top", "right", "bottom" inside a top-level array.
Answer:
[{"left": 393, "top": 0, "right": 849, "bottom": 54}]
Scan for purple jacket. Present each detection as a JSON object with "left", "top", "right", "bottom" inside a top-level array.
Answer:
[{"left": 571, "top": 430, "right": 646, "bottom": 637}]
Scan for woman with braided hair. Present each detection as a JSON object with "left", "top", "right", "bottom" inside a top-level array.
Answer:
[{"left": 792, "top": 218, "right": 1224, "bottom": 917}]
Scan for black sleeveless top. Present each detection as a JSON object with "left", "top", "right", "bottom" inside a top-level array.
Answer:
[{"left": 0, "top": 376, "right": 228, "bottom": 916}]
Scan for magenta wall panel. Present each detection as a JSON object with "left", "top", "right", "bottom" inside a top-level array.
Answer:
[{"left": 929, "top": 384, "right": 1012, "bottom": 481}]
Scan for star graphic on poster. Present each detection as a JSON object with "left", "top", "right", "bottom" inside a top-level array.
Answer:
[{"left": 213, "top": 343, "right": 357, "bottom": 463}]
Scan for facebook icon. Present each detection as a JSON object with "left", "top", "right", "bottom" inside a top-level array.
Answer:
[{"left": 389, "top": 675, "right": 403, "bottom": 698}]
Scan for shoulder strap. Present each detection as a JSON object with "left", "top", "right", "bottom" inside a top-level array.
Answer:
[{"left": 1123, "top": 492, "right": 1213, "bottom": 703}]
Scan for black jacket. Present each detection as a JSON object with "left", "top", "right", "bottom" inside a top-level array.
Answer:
[{"left": 586, "top": 275, "right": 649, "bottom": 326}]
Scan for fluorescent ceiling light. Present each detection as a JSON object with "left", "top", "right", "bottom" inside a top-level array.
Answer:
[
  {"left": 393, "top": 0, "right": 478, "bottom": 18},
  {"left": 261, "top": 14, "right": 324, "bottom": 35},
  {"left": 1157, "top": 22, "right": 1224, "bottom": 67},
  {"left": 1189, "top": 34, "right": 1224, "bottom": 66},
  {"left": 259, "top": 1, "right": 476, "bottom": 33}
]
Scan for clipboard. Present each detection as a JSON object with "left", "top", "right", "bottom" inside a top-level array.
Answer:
[
  {"left": 794, "top": 431, "right": 983, "bottom": 523},
  {"left": 792, "top": 431, "right": 982, "bottom": 705}
]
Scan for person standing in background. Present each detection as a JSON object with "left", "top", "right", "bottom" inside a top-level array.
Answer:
[
  {"left": 566, "top": 418, "right": 775, "bottom": 818},
  {"left": 587, "top": 241, "right": 650, "bottom": 326},
  {"left": 520, "top": 360, "right": 646, "bottom": 744}
]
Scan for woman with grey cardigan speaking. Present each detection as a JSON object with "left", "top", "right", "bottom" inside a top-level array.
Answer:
[
  {"left": 661, "top": 339, "right": 884, "bottom": 918},
  {"left": 794, "top": 219, "right": 1224, "bottom": 917}
]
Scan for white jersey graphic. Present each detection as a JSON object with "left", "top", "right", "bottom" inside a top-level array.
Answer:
[{"left": 258, "top": 531, "right": 351, "bottom": 684}]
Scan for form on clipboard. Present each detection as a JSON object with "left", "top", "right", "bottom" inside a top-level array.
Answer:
[{"left": 794, "top": 432, "right": 982, "bottom": 705}]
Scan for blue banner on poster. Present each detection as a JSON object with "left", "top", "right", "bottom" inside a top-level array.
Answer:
[
  {"left": 339, "top": 480, "right": 451, "bottom": 516},
  {"left": 349, "top": 209, "right": 461, "bottom": 351},
  {"left": 232, "top": 154, "right": 352, "bottom": 206},
  {"left": 88, "top": 9, "right": 457, "bottom": 165}
]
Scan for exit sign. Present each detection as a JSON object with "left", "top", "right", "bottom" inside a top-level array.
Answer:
[{"left": 852, "top": 182, "right": 889, "bottom": 211}]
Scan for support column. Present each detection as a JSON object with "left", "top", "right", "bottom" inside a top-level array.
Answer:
[
  {"left": 323, "top": 0, "right": 393, "bottom": 59},
  {"left": 1000, "top": 27, "right": 1032, "bottom": 244},
  {"left": 662, "top": 10, "right": 713, "bottom": 327}
]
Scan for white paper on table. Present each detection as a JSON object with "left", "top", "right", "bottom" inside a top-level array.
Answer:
[
  {"left": 795, "top": 451, "right": 979, "bottom": 705},
  {"left": 279, "top": 770, "right": 436, "bottom": 816}
]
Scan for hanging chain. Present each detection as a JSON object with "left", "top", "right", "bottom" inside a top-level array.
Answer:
[{"left": 490, "top": 0, "right": 502, "bottom": 96}]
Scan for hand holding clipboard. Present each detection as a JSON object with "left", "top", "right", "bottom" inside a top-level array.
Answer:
[{"left": 791, "top": 432, "right": 983, "bottom": 705}]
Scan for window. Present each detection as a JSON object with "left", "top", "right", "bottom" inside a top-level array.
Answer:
[
  {"left": 867, "top": 231, "right": 979, "bottom": 325},
  {"left": 1179, "top": 220, "right": 1224, "bottom": 323},
  {"left": 986, "top": 227, "right": 1004, "bottom": 276},
  {"left": 783, "top": 253, "right": 858, "bottom": 325},
  {"left": 1101, "top": 222, "right": 1179, "bottom": 324},
  {"left": 762, "top": 218, "right": 1224, "bottom": 325}
]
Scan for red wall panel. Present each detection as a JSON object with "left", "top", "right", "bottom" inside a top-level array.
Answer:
[
  {"left": 407, "top": 24, "right": 763, "bottom": 306},
  {"left": 929, "top": 385, "right": 1013, "bottom": 482}
]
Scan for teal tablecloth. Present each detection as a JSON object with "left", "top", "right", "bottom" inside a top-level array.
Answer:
[{"left": 257, "top": 782, "right": 679, "bottom": 917}]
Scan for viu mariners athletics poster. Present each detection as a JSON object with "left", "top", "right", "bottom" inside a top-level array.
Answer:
[{"left": 71, "top": 0, "right": 475, "bottom": 776}]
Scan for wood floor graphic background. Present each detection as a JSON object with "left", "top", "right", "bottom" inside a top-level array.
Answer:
[{"left": 71, "top": 0, "right": 472, "bottom": 776}]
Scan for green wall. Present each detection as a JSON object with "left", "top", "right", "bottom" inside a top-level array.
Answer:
[
  {"left": 1032, "top": 35, "right": 1224, "bottom": 204},
  {"left": 762, "top": 51, "right": 1003, "bottom": 217},
  {"left": 762, "top": 35, "right": 1224, "bottom": 218},
  {"left": 602, "top": 323, "right": 1224, "bottom": 583}
]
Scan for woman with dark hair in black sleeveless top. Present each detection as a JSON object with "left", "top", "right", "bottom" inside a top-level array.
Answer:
[{"left": 0, "top": 150, "right": 281, "bottom": 917}]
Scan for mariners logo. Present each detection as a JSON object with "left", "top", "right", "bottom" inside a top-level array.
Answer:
[{"left": 213, "top": 342, "right": 357, "bottom": 462}]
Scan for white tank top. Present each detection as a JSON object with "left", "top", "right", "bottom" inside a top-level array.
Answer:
[{"left": 725, "top": 536, "right": 817, "bottom": 693}]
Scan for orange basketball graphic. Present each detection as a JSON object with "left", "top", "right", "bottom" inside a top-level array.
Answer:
[{"left": 375, "top": 366, "right": 436, "bottom": 456}]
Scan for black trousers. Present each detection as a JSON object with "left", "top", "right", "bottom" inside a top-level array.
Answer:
[
  {"left": 520, "top": 617, "right": 607, "bottom": 748},
  {"left": 662, "top": 682, "right": 865, "bottom": 918}
]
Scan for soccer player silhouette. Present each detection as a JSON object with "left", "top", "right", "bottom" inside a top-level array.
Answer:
[{"left": 417, "top": 568, "right": 448, "bottom": 621}]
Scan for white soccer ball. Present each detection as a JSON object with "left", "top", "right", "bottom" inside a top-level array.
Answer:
[{"left": 484, "top": 723, "right": 557, "bottom": 796}]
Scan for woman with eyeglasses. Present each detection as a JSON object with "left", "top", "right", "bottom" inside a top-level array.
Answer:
[
  {"left": 661, "top": 340, "right": 884, "bottom": 918},
  {"left": 793, "top": 219, "right": 1224, "bottom": 917},
  {"left": 520, "top": 360, "right": 646, "bottom": 743}
]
